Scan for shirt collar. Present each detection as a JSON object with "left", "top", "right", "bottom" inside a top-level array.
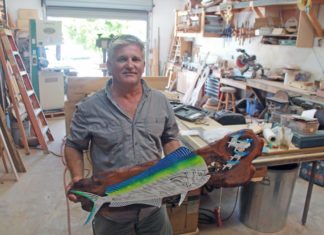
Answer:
[{"left": 105, "top": 79, "right": 151, "bottom": 99}]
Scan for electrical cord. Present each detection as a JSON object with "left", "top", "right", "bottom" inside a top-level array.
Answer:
[
  {"left": 198, "top": 187, "right": 240, "bottom": 225},
  {"left": 199, "top": 208, "right": 216, "bottom": 224},
  {"left": 60, "top": 137, "right": 92, "bottom": 235},
  {"left": 27, "top": 134, "right": 92, "bottom": 234},
  {"left": 60, "top": 136, "right": 72, "bottom": 235},
  {"left": 25, "top": 139, "right": 72, "bottom": 234},
  {"left": 222, "top": 187, "right": 240, "bottom": 222}
]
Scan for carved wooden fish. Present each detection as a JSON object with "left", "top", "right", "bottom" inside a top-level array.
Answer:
[{"left": 71, "top": 146, "right": 210, "bottom": 224}]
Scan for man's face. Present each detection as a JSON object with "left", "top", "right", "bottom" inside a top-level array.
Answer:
[{"left": 108, "top": 44, "right": 145, "bottom": 86}]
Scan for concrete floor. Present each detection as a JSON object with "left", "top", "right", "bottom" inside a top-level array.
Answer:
[{"left": 0, "top": 117, "right": 323, "bottom": 235}]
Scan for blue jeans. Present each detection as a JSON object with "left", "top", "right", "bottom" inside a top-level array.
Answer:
[{"left": 92, "top": 206, "right": 173, "bottom": 235}]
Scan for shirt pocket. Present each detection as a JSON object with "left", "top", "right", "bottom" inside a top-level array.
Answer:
[
  {"left": 145, "top": 117, "right": 165, "bottom": 137},
  {"left": 92, "top": 125, "right": 124, "bottom": 151}
]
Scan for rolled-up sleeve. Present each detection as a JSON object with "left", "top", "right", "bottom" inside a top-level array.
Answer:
[{"left": 66, "top": 104, "right": 91, "bottom": 151}]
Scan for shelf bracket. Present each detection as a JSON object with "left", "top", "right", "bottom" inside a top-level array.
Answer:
[{"left": 305, "top": 5, "right": 323, "bottom": 37}]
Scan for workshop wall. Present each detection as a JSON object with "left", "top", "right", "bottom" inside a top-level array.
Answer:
[
  {"left": 195, "top": 6, "right": 324, "bottom": 81},
  {"left": 150, "top": 0, "right": 184, "bottom": 74},
  {"left": 7, "top": 0, "right": 43, "bottom": 21}
]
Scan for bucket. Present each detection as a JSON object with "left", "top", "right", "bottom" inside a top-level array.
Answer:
[
  {"left": 239, "top": 164, "right": 299, "bottom": 233},
  {"left": 10, "top": 118, "right": 30, "bottom": 145}
]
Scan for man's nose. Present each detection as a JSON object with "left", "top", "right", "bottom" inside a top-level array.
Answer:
[{"left": 125, "top": 58, "right": 135, "bottom": 67}]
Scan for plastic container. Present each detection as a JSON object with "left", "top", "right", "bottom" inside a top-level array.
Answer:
[
  {"left": 246, "top": 97, "right": 263, "bottom": 116},
  {"left": 239, "top": 164, "right": 299, "bottom": 233}
]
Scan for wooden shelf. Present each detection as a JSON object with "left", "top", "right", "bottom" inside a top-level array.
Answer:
[
  {"left": 232, "top": 0, "right": 296, "bottom": 9},
  {"left": 205, "top": 0, "right": 323, "bottom": 48},
  {"left": 261, "top": 34, "right": 297, "bottom": 37},
  {"left": 206, "top": 0, "right": 297, "bottom": 12},
  {"left": 175, "top": 10, "right": 225, "bottom": 38},
  {"left": 176, "top": 32, "right": 202, "bottom": 38}
]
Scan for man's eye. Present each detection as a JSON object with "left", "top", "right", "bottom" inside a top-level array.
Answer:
[
  {"left": 132, "top": 57, "right": 142, "bottom": 62},
  {"left": 117, "top": 57, "right": 127, "bottom": 62}
]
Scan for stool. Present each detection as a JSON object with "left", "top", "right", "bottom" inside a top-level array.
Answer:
[
  {"left": 202, "top": 97, "right": 218, "bottom": 112},
  {"left": 217, "top": 87, "right": 236, "bottom": 112}
]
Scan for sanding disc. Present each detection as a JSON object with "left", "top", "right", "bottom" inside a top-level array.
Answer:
[{"left": 236, "top": 55, "right": 246, "bottom": 68}]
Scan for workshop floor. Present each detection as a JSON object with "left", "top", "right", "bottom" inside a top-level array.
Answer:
[{"left": 0, "top": 117, "right": 323, "bottom": 235}]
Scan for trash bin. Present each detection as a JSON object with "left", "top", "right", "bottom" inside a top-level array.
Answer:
[{"left": 239, "top": 164, "right": 299, "bottom": 233}]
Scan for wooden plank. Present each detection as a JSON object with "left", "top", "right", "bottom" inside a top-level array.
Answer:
[
  {"left": 0, "top": 106, "right": 26, "bottom": 173},
  {"left": 0, "top": 128, "right": 19, "bottom": 180},
  {"left": 0, "top": 136, "right": 9, "bottom": 173},
  {"left": 151, "top": 47, "right": 159, "bottom": 76}
]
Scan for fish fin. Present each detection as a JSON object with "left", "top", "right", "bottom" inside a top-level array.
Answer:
[
  {"left": 178, "top": 192, "right": 187, "bottom": 206},
  {"left": 70, "top": 190, "right": 107, "bottom": 225},
  {"left": 110, "top": 198, "right": 163, "bottom": 208}
]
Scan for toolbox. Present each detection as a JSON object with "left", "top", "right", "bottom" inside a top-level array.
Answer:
[
  {"left": 173, "top": 105, "right": 207, "bottom": 122},
  {"left": 300, "top": 161, "right": 324, "bottom": 187},
  {"left": 292, "top": 130, "right": 324, "bottom": 148}
]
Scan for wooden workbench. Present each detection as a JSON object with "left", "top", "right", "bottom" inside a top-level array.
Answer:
[
  {"left": 246, "top": 79, "right": 317, "bottom": 96},
  {"left": 177, "top": 117, "right": 324, "bottom": 225},
  {"left": 220, "top": 77, "right": 324, "bottom": 110},
  {"left": 220, "top": 77, "right": 317, "bottom": 96}
]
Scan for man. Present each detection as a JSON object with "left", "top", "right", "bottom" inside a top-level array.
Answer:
[{"left": 65, "top": 34, "right": 182, "bottom": 235}]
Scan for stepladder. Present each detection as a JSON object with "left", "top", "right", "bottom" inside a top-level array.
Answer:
[
  {"left": 165, "top": 36, "right": 181, "bottom": 91},
  {"left": 0, "top": 28, "right": 54, "bottom": 154}
]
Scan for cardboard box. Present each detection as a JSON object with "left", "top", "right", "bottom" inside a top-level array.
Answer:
[
  {"left": 16, "top": 19, "right": 30, "bottom": 31},
  {"left": 66, "top": 76, "right": 168, "bottom": 102},
  {"left": 66, "top": 76, "right": 110, "bottom": 102},
  {"left": 18, "top": 9, "right": 39, "bottom": 20},
  {"left": 167, "top": 190, "right": 200, "bottom": 235},
  {"left": 64, "top": 100, "right": 77, "bottom": 135}
]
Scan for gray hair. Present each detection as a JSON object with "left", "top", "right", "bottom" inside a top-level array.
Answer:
[{"left": 108, "top": 34, "right": 145, "bottom": 59}]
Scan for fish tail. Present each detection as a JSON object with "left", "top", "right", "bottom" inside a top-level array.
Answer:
[{"left": 70, "top": 190, "right": 106, "bottom": 225}]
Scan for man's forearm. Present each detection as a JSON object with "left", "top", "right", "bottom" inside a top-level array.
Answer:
[
  {"left": 64, "top": 145, "right": 85, "bottom": 181},
  {"left": 163, "top": 139, "right": 182, "bottom": 155}
]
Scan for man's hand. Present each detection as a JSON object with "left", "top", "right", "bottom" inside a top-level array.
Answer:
[{"left": 66, "top": 177, "right": 83, "bottom": 203}]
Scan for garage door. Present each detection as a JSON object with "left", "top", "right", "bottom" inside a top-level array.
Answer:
[{"left": 44, "top": 0, "right": 153, "bottom": 20}]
